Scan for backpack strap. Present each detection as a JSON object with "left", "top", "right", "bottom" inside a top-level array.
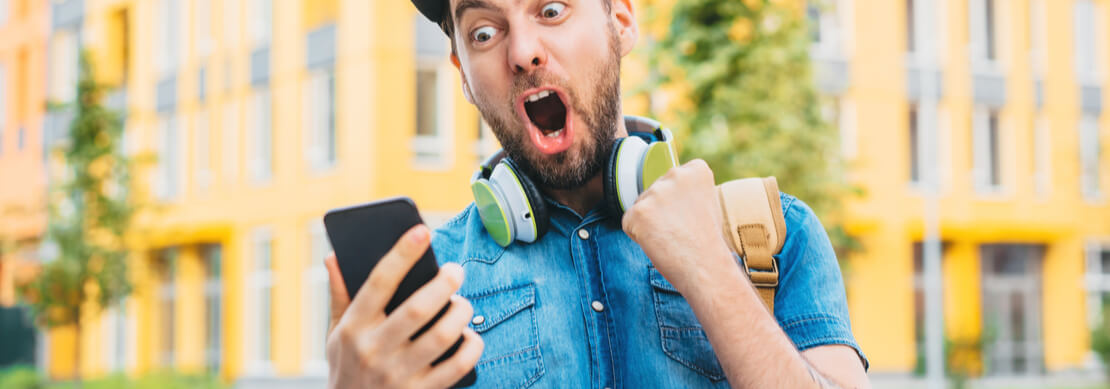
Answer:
[{"left": 717, "top": 177, "right": 786, "bottom": 313}]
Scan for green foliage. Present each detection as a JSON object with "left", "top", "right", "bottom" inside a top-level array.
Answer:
[
  {"left": 15, "top": 52, "right": 138, "bottom": 384},
  {"left": 0, "top": 366, "right": 227, "bottom": 389},
  {"left": 1091, "top": 304, "right": 1110, "bottom": 383},
  {"left": 644, "top": 0, "right": 858, "bottom": 254},
  {"left": 0, "top": 365, "right": 45, "bottom": 389}
]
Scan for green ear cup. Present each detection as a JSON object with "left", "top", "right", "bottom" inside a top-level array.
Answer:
[
  {"left": 471, "top": 181, "right": 512, "bottom": 247},
  {"left": 641, "top": 141, "right": 677, "bottom": 191}
]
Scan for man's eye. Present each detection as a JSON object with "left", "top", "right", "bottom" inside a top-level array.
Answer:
[
  {"left": 541, "top": 2, "right": 566, "bottom": 19},
  {"left": 472, "top": 26, "right": 497, "bottom": 43}
]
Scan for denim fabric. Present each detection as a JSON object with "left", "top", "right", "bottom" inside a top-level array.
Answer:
[{"left": 431, "top": 192, "right": 867, "bottom": 389}]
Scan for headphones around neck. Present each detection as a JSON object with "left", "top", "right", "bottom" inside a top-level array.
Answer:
[{"left": 470, "top": 116, "right": 678, "bottom": 247}]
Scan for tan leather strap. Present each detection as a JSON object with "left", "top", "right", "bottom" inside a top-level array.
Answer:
[{"left": 717, "top": 177, "right": 786, "bottom": 313}]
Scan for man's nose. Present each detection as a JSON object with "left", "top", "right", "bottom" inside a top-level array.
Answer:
[{"left": 507, "top": 26, "right": 547, "bottom": 74}]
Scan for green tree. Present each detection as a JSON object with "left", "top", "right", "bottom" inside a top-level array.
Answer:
[
  {"left": 17, "top": 53, "right": 136, "bottom": 386},
  {"left": 642, "top": 0, "right": 858, "bottom": 254}
]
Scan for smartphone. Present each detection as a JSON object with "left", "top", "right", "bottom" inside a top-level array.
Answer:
[{"left": 324, "top": 197, "right": 477, "bottom": 387}]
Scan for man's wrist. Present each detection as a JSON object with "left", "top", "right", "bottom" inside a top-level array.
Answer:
[{"left": 679, "top": 244, "right": 751, "bottom": 302}]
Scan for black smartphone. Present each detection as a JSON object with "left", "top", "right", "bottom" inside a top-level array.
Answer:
[{"left": 323, "top": 197, "right": 477, "bottom": 387}]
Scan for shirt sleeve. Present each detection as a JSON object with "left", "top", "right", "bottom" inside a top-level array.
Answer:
[{"left": 772, "top": 193, "right": 869, "bottom": 370}]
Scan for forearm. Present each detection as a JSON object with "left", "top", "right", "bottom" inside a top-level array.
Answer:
[{"left": 682, "top": 253, "right": 841, "bottom": 389}]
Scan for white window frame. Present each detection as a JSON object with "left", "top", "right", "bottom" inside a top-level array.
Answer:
[
  {"left": 157, "top": 0, "right": 182, "bottom": 76},
  {"left": 248, "top": 88, "right": 272, "bottom": 183},
  {"left": 156, "top": 114, "right": 183, "bottom": 201},
  {"left": 249, "top": 0, "right": 272, "bottom": 46},
  {"left": 49, "top": 31, "right": 79, "bottom": 103},
  {"left": 0, "top": 0, "right": 8, "bottom": 27},
  {"left": 411, "top": 59, "right": 455, "bottom": 169},
  {"left": 474, "top": 117, "right": 499, "bottom": 160},
  {"left": 972, "top": 107, "right": 1005, "bottom": 194},
  {"left": 1075, "top": 0, "right": 1104, "bottom": 86},
  {"left": 1080, "top": 114, "right": 1103, "bottom": 201},
  {"left": 908, "top": 102, "right": 941, "bottom": 190},
  {"left": 101, "top": 305, "right": 128, "bottom": 372},
  {"left": 158, "top": 249, "right": 178, "bottom": 368},
  {"left": 809, "top": 0, "right": 852, "bottom": 60},
  {"left": 1032, "top": 114, "right": 1051, "bottom": 197},
  {"left": 193, "top": 0, "right": 213, "bottom": 58},
  {"left": 193, "top": 108, "right": 213, "bottom": 191},
  {"left": 245, "top": 227, "right": 275, "bottom": 376},
  {"left": 1086, "top": 241, "right": 1110, "bottom": 326},
  {"left": 969, "top": 0, "right": 1004, "bottom": 74},
  {"left": 303, "top": 222, "right": 330, "bottom": 376},
  {"left": 203, "top": 245, "right": 223, "bottom": 374},
  {"left": 303, "top": 69, "right": 337, "bottom": 172},
  {"left": 906, "top": 0, "right": 946, "bottom": 64},
  {"left": 222, "top": 100, "right": 241, "bottom": 184}
]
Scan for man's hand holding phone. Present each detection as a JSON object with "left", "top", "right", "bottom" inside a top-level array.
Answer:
[{"left": 324, "top": 225, "right": 484, "bottom": 388}]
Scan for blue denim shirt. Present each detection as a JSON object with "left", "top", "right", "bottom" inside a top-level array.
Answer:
[{"left": 432, "top": 192, "right": 866, "bottom": 388}]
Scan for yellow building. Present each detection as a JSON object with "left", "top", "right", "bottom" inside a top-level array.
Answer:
[{"left": 12, "top": 0, "right": 1110, "bottom": 386}]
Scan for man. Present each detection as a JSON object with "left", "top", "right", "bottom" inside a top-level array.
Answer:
[{"left": 324, "top": 0, "right": 870, "bottom": 387}]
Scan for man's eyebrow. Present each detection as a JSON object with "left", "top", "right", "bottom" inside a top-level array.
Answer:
[{"left": 455, "top": 0, "right": 503, "bottom": 25}]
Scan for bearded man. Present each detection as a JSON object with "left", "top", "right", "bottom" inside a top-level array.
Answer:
[{"left": 323, "top": 0, "right": 870, "bottom": 387}]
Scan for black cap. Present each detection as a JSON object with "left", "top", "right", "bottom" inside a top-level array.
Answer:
[{"left": 412, "top": 0, "right": 446, "bottom": 25}]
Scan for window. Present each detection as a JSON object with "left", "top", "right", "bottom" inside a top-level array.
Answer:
[
  {"left": 304, "top": 69, "right": 336, "bottom": 171},
  {"left": 203, "top": 244, "right": 222, "bottom": 374},
  {"left": 193, "top": 109, "right": 212, "bottom": 191},
  {"left": 247, "top": 229, "right": 274, "bottom": 374},
  {"left": 808, "top": 0, "right": 847, "bottom": 58},
  {"left": 222, "top": 100, "right": 240, "bottom": 183},
  {"left": 973, "top": 108, "right": 1003, "bottom": 192},
  {"left": 17, "top": 126, "right": 23, "bottom": 150},
  {"left": 48, "top": 31, "right": 79, "bottom": 103},
  {"left": 1032, "top": 115, "right": 1051, "bottom": 196},
  {"left": 248, "top": 89, "right": 272, "bottom": 183},
  {"left": 475, "top": 117, "right": 499, "bottom": 160},
  {"left": 1080, "top": 114, "right": 1102, "bottom": 199},
  {"left": 249, "top": 0, "right": 272, "bottom": 46},
  {"left": 0, "top": 0, "right": 7, "bottom": 26},
  {"left": 303, "top": 223, "right": 331, "bottom": 375},
  {"left": 909, "top": 106, "right": 921, "bottom": 183},
  {"left": 970, "top": 0, "right": 999, "bottom": 66},
  {"left": 1075, "top": 0, "right": 1101, "bottom": 84},
  {"left": 157, "top": 248, "right": 178, "bottom": 367},
  {"left": 157, "top": 0, "right": 182, "bottom": 75},
  {"left": 412, "top": 15, "right": 453, "bottom": 166},
  {"left": 101, "top": 304, "right": 128, "bottom": 372},
  {"left": 157, "top": 115, "right": 182, "bottom": 200},
  {"left": 906, "top": 0, "right": 915, "bottom": 53},
  {"left": 981, "top": 244, "right": 1044, "bottom": 376},
  {"left": 193, "top": 0, "right": 212, "bottom": 58},
  {"left": 1085, "top": 243, "right": 1110, "bottom": 327}
]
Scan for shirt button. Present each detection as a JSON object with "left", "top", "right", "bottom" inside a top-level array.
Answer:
[
  {"left": 591, "top": 300, "right": 605, "bottom": 312},
  {"left": 578, "top": 229, "right": 590, "bottom": 240},
  {"left": 471, "top": 315, "right": 485, "bottom": 325}
]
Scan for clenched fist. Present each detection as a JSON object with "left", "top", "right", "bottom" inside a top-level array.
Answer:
[{"left": 622, "top": 159, "right": 736, "bottom": 295}]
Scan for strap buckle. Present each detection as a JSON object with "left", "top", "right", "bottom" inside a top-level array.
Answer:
[{"left": 743, "top": 254, "right": 779, "bottom": 289}]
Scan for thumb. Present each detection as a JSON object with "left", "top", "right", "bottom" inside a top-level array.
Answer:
[{"left": 325, "top": 252, "right": 350, "bottom": 334}]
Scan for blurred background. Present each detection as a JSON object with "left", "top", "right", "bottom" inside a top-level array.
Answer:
[{"left": 0, "top": 0, "right": 1107, "bottom": 388}]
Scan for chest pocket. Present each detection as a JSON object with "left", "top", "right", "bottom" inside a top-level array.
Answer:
[
  {"left": 464, "top": 283, "right": 544, "bottom": 389},
  {"left": 648, "top": 267, "right": 727, "bottom": 382}
]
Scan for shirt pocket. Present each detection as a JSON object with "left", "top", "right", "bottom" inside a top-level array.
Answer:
[
  {"left": 464, "top": 283, "right": 544, "bottom": 389},
  {"left": 648, "top": 267, "right": 727, "bottom": 382}
]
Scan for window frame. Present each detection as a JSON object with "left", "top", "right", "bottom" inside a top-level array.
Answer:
[
  {"left": 245, "top": 228, "right": 275, "bottom": 376},
  {"left": 972, "top": 107, "right": 1005, "bottom": 194},
  {"left": 303, "top": 68, "right": 337, "bottom": 172},
  {"left": 1079, "top": 114, "right": 1103, "bottom": 201},
  {"left": 248, "top": 87, "right": 273, "bottom": 184},
  {"left": 411, "top": 58, "right": 455, "bottom": 169},
  {"left": 157, "top": 114, "right": 183, "bottom": 201}
]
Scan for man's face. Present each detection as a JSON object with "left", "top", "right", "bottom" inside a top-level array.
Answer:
[{"left": 451, "top": 0, "right": 625, "bottom": 190}]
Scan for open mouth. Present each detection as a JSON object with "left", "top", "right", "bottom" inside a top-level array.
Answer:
[
  {"left": 524, "top": 90, "right": 567, "bottom": 137},
  {"left": 518, "top": 87, "right": 574, "bottom": 155}
]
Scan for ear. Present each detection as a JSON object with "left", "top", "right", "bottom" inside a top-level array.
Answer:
[
  {"left": 611, "top": 0, "right": 639, "bottom": 57},
  {"left": 452, "top": 53, "right": 475, "bottom": 104}
]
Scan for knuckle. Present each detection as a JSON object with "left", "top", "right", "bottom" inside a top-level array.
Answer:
[
  {"left": 405, "top": 305, "right": 431, "bottom": 322},
  {"left": 432, "top": 326, "right": 457, "bottom": 346}
]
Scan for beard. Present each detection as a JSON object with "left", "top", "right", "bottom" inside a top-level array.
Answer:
[{"left": 475, "top": 27, "right": 622, "bottom": 190}]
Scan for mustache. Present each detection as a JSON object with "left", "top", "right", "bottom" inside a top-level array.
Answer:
[{"left": 510, "top": 71, "right": 570, "bottom": 103}]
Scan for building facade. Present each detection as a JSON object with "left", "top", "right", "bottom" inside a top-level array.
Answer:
[{"left": 1, "top": 0, "right": 1107, "bottom": 386}]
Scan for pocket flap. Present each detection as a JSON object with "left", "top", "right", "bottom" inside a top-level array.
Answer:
[
  {"left": 648, "top": 267, "right": 680, "bottom": 294},
  {"left": 465, "top": 283, "right": 536, "bottom": 333}
]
